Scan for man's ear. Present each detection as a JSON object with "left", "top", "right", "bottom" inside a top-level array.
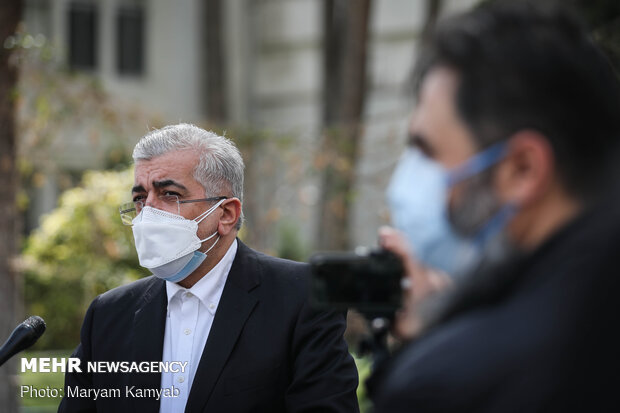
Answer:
[
  {"left": 494, "top": 130, "right": 555, "bottom": 207},
  {"left": 217, "top": 198, "right": 242, "bottom": 235}
]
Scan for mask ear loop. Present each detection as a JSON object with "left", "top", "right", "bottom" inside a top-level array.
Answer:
[
  {"left": 194, "top": 198, "right": 226, "bottom": 224},
  {"left": 195, "top": 199, "right": 226, "bottom": 251},
  {"left": 447, "top": 141, "right": 508, "bottom": 186},
  {"left": 203, "top": 233, "right": 220, "bottom": 255},
  {"left": 200, "top": 231, "right": 218, "bottom": 243},
  {"left": 473, "top": 203, "right": 518, "bottom": 247}
]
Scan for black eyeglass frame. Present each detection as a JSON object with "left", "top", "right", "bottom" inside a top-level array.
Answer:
[
  {"left": 175, "top": 195, "right": 229, "bottom": 206},
  {"left": 119, "top": 195, "right": 229, "bottom": 225}
]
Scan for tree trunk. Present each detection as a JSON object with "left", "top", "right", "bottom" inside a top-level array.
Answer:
[
  {"left": 0, "top": 0, "right": 23, "bottom": 411},
  {"left": 318, "top": 0, "right": 372, "bottom": 250},
  {"left": 421, "top": 0, "right": 442, "bottom": 44},
  {"left": 204, "top": 0, "right": 228, "bottom": 125},
  {"left": 323, "top": 0, "right": 345, "bottom": 125}
]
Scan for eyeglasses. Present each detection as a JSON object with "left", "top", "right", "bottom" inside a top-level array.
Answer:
[{"left": 119, "top": 195, "right": 228, "bottom": 225}]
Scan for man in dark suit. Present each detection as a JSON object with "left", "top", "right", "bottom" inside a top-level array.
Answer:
[
  {"left": 59, "top": 124, "right": 359, "bottom": 412},
  {"left": 373, "top": 2, "right": 620, "bottom": 411}
]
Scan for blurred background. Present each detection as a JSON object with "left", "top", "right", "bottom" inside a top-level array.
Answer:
[{"left": 0, "top": 0, "right": 618, "bottom": 411}]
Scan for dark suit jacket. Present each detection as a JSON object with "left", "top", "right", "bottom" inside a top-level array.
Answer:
[
  {"left": 372, "top": 202, "right": 620, "bottom": 412},
  {"left": 58, "top": 240, "right": 359, "bottom": 412}
]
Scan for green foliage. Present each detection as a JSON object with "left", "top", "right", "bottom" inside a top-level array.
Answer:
[
  {"left": 276, "top": 219, "right": 309, "bottom": 262},
  {"left": 22, "top": 168, "right": 149, "bottom": 350},
  {"left": 354, "top": 355, "right": 374, "bottom": 413}
]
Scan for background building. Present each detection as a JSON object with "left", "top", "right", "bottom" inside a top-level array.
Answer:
[{"left": 20, "top": 0, "right": 479, "bottom": 252}]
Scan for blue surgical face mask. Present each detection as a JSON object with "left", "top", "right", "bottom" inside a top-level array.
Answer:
[{"left": 386, "top": 142, "right": 511, "bottom": 277}]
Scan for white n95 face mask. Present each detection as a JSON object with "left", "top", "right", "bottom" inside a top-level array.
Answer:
[{"left": 131, "top": 199, "right": 225, "bottom": 283}]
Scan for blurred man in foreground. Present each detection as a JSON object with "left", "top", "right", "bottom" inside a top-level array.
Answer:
[
  {"left": 59, "top": 124, "right": 359, "bottom": 412},
  {"left": 374, "top": 2, "right": 620, "bottom": 411}
]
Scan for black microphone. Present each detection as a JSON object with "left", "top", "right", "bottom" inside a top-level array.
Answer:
[{"left": 0, "top": 316, "right": 46, "bottom": 367}]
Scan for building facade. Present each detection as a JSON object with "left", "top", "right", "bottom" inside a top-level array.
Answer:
[{"left": 21, "top": 0, "right": 478, "bottom": 250}]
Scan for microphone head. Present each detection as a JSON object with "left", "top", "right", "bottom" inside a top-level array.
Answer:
[
  {"left": 23, "top": 316, "right": 46, "bottom": 338},
  {"left": 0, "top": 316, "right": 47, "bottom": 366}
]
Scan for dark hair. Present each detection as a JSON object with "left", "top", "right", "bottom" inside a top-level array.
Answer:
[{"left": 415, "top": 1, "right": 620, "bottom": 199}]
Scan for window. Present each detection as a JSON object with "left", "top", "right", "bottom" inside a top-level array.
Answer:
[
  {"left": 68, "top": 2, "right": 97, "bottom": 70},
  {"left": 116, "top": 6, "right": 144, "bottom": 76}
]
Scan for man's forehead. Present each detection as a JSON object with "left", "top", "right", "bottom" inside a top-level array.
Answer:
[
  {"left": 421, "top": 67, "right": 460, "bottom": 99},
  {"left": 133, "top": 150, "right": 199, "bottom": 188},
  {"left": 409, "top": 67, "right": 477, "bottom": 165},
  {"left": 413, "top": 67, "right": 460, "bottom": 131}
]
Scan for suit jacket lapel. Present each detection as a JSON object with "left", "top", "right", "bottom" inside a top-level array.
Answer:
[
  {"left": 130, "top": 278, "right": 167, "bottom": 411},
  {"left": 185, "top": 240, "right": 260, "bottom": 412}
]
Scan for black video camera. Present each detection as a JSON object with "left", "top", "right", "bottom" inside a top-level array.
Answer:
[{"left": 309, "top": 248, "right": 404, "bottom": 319}]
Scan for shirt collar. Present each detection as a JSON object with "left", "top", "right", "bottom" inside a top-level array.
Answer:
[{"left": 165, "top": 239, "right": 238, "bottom": 315}]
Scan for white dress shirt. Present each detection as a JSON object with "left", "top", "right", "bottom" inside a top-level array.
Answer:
[{"left": 159, "top": 239, "right": 237, "bottom": 413}]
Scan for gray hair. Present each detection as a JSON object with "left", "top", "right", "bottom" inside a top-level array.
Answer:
[{"left": 133, "top": 123, "right": 244, "bottom": 229}]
